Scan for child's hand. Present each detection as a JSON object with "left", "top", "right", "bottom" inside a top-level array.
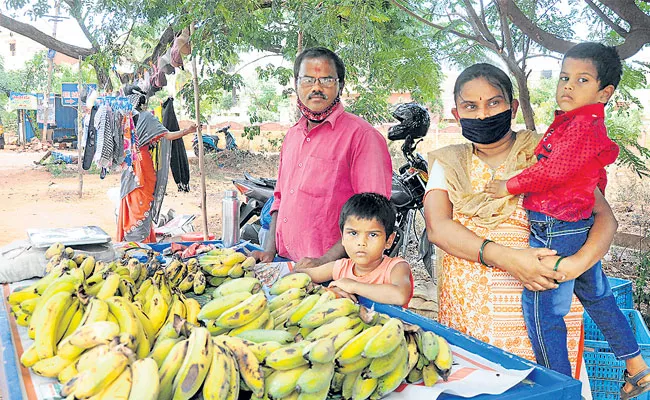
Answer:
[
  {"left": 539, "top": 254, "right": 581, "bottom": 282},
  {"left": 485, "top": 179, "right": 510, "bottom": 198},
  {"left": 327, "top": 286, "right": 357, "bottom": 302},
  {"left": 328, "top": 279, "right": 358, "bottom": 301}
]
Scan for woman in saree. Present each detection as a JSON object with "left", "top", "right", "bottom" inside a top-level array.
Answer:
[{"left": 117, "top": 85, "right": 197, "bottom": 242}]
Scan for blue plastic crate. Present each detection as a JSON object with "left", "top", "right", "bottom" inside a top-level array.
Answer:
[
  {"left": 607, "top": 276, "right": 633, "bottom": 309},
  {"left": 584, "top": 309, "right": 650, "bottom": 400}
]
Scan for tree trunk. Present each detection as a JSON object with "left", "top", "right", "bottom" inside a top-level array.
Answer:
[
  {"left": 512, "top": 70, "right": 536, "bottom": 131},
  {"left": 93, "top": 60, "right": 113, "bottom": 93}
]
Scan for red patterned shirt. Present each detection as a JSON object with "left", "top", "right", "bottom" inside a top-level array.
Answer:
[{"left": 506, "top": 103, "right": 619, "bottom": 221}]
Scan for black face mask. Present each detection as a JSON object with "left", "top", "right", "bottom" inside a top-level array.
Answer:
[{"left": 460, "top": 109, "right": 513, "bottom": 144}]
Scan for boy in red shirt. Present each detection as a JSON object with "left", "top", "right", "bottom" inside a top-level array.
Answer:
[
  {"left": 487, "top": 42, "right": 649, "bottom": 398},
  {"left": 296, "top": 193, "right": 413, "bottom": 307}
]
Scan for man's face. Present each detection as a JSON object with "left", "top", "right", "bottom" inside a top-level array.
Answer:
[{"left": 296, "top": 57, "right": 341, "bottom": 113}]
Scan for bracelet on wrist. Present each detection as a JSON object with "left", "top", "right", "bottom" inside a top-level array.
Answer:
[
  {"left": 553, "top": 256, "right": 566, "bottom": 284},
  {"left": 479, "top": 239, "right": 495, "bottom": 268}
]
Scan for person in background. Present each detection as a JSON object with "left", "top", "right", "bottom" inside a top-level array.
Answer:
[
  {"left": 252, "top": 47, "right": 392, "bottom": 268},
  {"left": 117, "top": 85, "right": 197, "bottom": 243},
  {"left": 297, "top": 193, "right": 413, "bottom": 307}
]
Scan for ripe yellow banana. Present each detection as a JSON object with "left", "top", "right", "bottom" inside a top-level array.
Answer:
[
  {"left": 129, "top": 358, "right": 160, "bottom": 400},
  {"left": 158, "top": 339, "right": 190, "bottom": 400},
  {"left": 214, "top": 335, "right": 265, "bottom": 398},
  {"left": 164, "top": 294, "right": 187, "bottom": 327},
  {"left": 213, "top": 277, "right": 262, "bottom": 297},
  {"left": 34, "top": 291, "right": 73, "bottom": 359},
  {"left": 216, "top": 292, "right": 267, "bottom": 328},
  {"left": 406, "top": 334, "right": 420, "bottom": 372},
  {"left": 265, "top": 341, "right": 310, "bottom": 371},
  {"left": 32, "top": 355, "right": 76, "bottom": 378},
  {"left": 305, "top": 316, "right": 360, "bottom": 342},
  {"left": 183, "top": 297, "right": 201, "bottom": 326},
  {"left": 44, "top": 242, "right": 65, "bottom": 259},
  {"left": 303, "top": 337, "right": 336, "bottom": 364},
  {"left": 193, "top": 271, "right": 207, "bottom": 294},
  {"left": 269, "top": 287, "right": 307, "bottom": 312},
  {"left": 28, "top": 278, "right": 78, "bottom": 339},
  {"left": 352, "top": 375, "right": 378, "bottom": 400},
  {"left": 229, "top": 308, "right": 271, "bottom": 336},
  {"left": 97, "top": 272, "right": 121, "bottom": 300},
  {"left": 14, "top": 310, "right": 30, "bottom": 327},
  {"left": 19, "top": 297, "right": 39, "bottom": 314},
  {"left": 270, "top": 273, "right": 312, "bottom": 295},
  {"left": 57, "top": 321, "right": 120, "bottom": 359},
  {"left": 7, "top": 288, "right": 39, "bottom": 306},
  {"left": 55, "top": 297, "right": 80, "bottom": 343},
  {"left": 332, "top": 323, "right": 364, "bottom": 351},
  {"left": 145, "top": 286, "right": 169, "bottom": 333},
  {"left": 202, "top": 343, "right": 232, "bottom": 400},
  {"left": 78, "top": 297, "right": 109, "bottom": 326},
  {"left": 433, "top": 335, "right": 453, "bottom": 381},
  {"left": 286, "top": 294, "right": 321, "bottom": 326},
  {"left": 336, "top": 356, "right": 372, "bottom": 374},
  {"left": 299, "top": 298, "right": 359, "bottom": 328},
  {"left": 106, "top": 297, "right": 141, "bottom": 351},
  {"left": 222, "top": 251, "right": 247, "bottom": 267},
  {"left": 248, "top": 341, "right": 283, "bottom": 363},
  {"left": 198, "top": 292, "right": 251, "bottom": 320},
  {"left": 364, "top": 338, "right": 408, "bottom": 379},
  {"left": 150, "top": 336, "right": 183, "bottom": 368},
  {"left": 64, "top": 346, "right": 129, "bottom": 398},
  {"left": 375, "top": 351, "right": 410, "bottom": 397},
  {"left": 422, "top": 363, "right": 439, "bottom": 386},
  {"left": 296, "top": 384, "right": 328, "bottom": 400},
  {"left": 220, "top": 343, "right": 241, "bottom": 400},
  {"left": 76, "top": 344, "right": 110, "bottom": 373},
  {"left": 241, "top": 256, "right": 256, "bottom": 270},
  {"left": 363, "top": 318, "right": 403, "bottom": 358},
  {"left": 336, "top": 325, "right": 382, "bottom": 365},
  {"left": 296, "top": 362, "right": 335, "bottom": 394},
  {"left": 130, "top": 302, "right": 156, "bottom": 342},
  {"left": 94, "top": 364, "right": 132, "bottom": 400},
  {"left": 58, "top": 356, "right": 80, "bottom": 384},
  {"left": 208, "top": 262, "right": 233, "bottom": 278},
  {"left": 172, "top": 327, "right": 213, "bottom": 399},
  {"left": 20, "top": 344, "right": 40, "bottom": 368},
  {"left": 60, "top": 303, "right": 84, "bottom": 341},
  {"left": 266, "top": 365, "right": 309, "bottom": 399},
  {"left": 227, "top": 263, "right": 245, "bottom": 278}
]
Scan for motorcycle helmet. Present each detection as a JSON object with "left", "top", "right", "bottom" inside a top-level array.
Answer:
[{"left": 387, "top": 102, "right": 430, "bottom": 140}]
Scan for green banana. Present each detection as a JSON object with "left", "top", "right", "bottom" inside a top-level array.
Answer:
[
  {"left": 296, "top": 362, "right": 334, "bottom": 394},
  {"left": 364, "top": 338, "right": 408, "bottom": 379},
  {"left": 266, "top": 365, "right": 309, "bottom": 399},
  {"left": 286, "top": 294, "right": 321, "bottom": 326},
  {"left": 266, "top": 341, "right": 310, "bottom": 371},
  {"left": 299, "top": 298, "right": 359, "bottom": 328},
  {"left": 216, "top": 292, "right": 267, "bottom": 328},
  {"left": 269, "top": 288, "right": 307, "bottom": 312},
  {"left": 236, "top": 329, "right": 294, "bottom": 344},
  {"left": 213, "top": 277, "right": 262, "bottom": 297},
  {"left": 198, "top": 292, "right": 252, "bottom": 320}
]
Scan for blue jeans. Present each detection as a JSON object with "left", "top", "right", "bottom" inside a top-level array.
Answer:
[{"left": 522, "top": 211, "right": 640, "bottom": 376}]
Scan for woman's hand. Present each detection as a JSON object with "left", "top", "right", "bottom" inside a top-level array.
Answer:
[
  {"left": 493, "top": 246, "right": 565, "bottom": 291},
  {"left": 184, "top": 123, "right": 198, "bottom": 135},
  {"left": 251, "top": 250, "right": 275, "bottom": 263}
]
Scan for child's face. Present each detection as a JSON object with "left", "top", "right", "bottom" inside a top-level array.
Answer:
[
  {"left": 556, "top": 57, "right": 614, "bottom": 112},
  {"left": 341, "top": 216, "right": 394, "bottom": 268}
]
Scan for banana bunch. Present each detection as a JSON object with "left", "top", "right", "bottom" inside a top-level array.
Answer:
[
  {"left": 407, "top": 329, "right": 454, "bottom": 385},
  {"left": 199, "top": 248, "right": 256, "bottom": 283}
]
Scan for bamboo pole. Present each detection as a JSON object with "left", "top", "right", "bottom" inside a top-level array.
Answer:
[
  {"left": 77, "top": 57, "right": 83, "bottom": 198},
  {"left": 189, "top": 24, "right": 209, "bottom": 240}
]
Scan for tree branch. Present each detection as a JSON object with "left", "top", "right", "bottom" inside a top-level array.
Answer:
[
  {"left": 134, "top": 25, "right": 175, "bottom": 76},
  {"left": 461, "top": 0, "right": 498, "bottom": 46},
  {"left": 389, "top": 0, "right": 482, "bottom": 43},
  {"left": 496, "top": 1, "right": 514, "bottom": 57},
  {"left": 0, "top": 13, "right": 95, "bottom": 58},
  {"left": 598, "top": 0, "right": 650, "bottom": 26},
  {"left": 584, "top": 0, "right": 628, "bottom": 37}
]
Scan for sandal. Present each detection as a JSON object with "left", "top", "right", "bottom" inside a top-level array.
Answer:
[{"left": 621, "top": 367, "right": 650, "bottom": 400}]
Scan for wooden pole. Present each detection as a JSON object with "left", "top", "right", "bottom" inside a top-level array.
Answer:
[
  {"left": 77, "top": 57, "right": 84, "bottom": 198},
  {"left": 190, "top": 24, "right": 209, "bottom": 240}
]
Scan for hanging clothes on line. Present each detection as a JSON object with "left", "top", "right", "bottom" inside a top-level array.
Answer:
[
  {"left": 82, "top": 105, "right": 98, "bottom": 170},
  {"left": 162, "top": 97, "right": 190, "bottom": 192}
]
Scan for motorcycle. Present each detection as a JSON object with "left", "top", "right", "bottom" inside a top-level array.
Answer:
[
  {"left": 192, "top": 125, "right": 238, "bottom": 156},
  {"left": 232, "top": 173, "right": 276, "bottom": 244},
  {"left": 232, "top": 102, "right": 435, "bottom": 278}
]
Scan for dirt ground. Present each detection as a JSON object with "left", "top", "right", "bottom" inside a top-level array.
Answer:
[{"left": 1, "top": 145, "right": 648, "bottom": 319}]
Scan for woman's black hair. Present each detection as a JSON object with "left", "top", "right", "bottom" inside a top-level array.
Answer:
[
  {"left": 339, "top": 193, "right": 396, "bottom": 237},
  {"left": 453, "top": 63, "right": 514, "bottom": 105},
  {"left": 294, "top": 47, "right": 345, "bottom": 89}
]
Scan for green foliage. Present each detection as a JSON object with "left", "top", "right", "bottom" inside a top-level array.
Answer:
[
  {"left": 606, "top": 108, "right": 650, "bottom": 178},
  {"left": 247, "top": 80, "right": 289, "bottom": 124},
  {"left": 516, "top": 77, "right": 557, "bottom": 126},
  {"left": 635, "top": 251, "right": 650, "bottom": 326}
]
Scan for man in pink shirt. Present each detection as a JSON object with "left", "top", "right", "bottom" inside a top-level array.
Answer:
[{"left": 253, "top": 47, "right": 392, "bottom": 268}]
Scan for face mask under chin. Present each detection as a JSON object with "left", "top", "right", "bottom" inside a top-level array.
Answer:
[{"left": 297, "top": 96, "right": 341, "bottom": 123}]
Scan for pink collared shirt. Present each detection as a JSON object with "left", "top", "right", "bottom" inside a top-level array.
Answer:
[{"left": 271, "top": 103, "right": 392, "bottom": 261}]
